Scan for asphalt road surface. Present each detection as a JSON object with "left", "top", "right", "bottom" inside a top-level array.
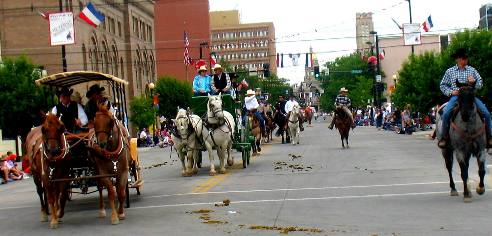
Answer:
[{"left": 1, "top": 118, "right": 492, "bottom": 236}]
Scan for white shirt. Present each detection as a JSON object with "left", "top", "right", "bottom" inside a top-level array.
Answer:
[
  {"left": 139, "top": 131, "right": 147, "bottom": 139},
  {"left": 245, "top": 96, "right": 259, "bottom": 110},
  {"left": 51, "top": 103, "right": 88, "bottom": 126},
  {"left": 285, "top": 100, "right": 299, "bottom": 113}
]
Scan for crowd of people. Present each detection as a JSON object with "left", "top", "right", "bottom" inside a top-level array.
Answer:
[{"left": 138, "top": 127, "right": 173, "bottom": 148}]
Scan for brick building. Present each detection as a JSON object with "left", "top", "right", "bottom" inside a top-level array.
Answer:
[
  {"left": 0, "top": 0, "right": 155, "bottom": 104},
  {"left": 210, "top": 10, "right": 276, "bottom": 75},
  {"left": 154, "top": 0, "right": 210, "bottom": 83}
]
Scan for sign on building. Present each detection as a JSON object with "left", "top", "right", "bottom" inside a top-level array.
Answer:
[
  {"left": 49, "top": 12, "right": 75, "bottom": 46},
  {"left": 403, "top": 23, "right": 421, "bottom": 46}
]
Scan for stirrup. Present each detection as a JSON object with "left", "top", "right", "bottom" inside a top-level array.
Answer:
[{"left": 437, "top": 139, "right": 447, "bottom": 148}]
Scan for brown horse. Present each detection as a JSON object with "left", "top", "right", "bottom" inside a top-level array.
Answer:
[
  {"left": 334, "top": 106, "right": 352, "bottom": 148},
  {"left": 26, "top": 114, "right": 70, "bottom": 229},
  {"left": 264, "top": 111, "right": 276, "bottom": 143},
  {"left": 90, "top": 105, "right": 129, "bottom": 225},
  {"left": 249, "top": 111, "right": 262, "bottom": 155},
  {"left": 304, "top": 108, "right": 313, "bottom": 125}
]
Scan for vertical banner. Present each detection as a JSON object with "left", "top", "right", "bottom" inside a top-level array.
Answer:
[
  {"left": 49, "top": 12, "right": 75, "bottom": 46},
  {"left": 403, "top": 23, "right": 421, "bottom": 46}
]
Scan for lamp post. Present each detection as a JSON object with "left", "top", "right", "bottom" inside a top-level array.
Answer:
[
  {"left": 369, "top": 31, "right": 381, "bottom": 108},
  {"left": 148, "top": 82, "right": 156, "bottom": 135},
  {"left": 405, "top": 0, "right": 415, "bottom": 54}
]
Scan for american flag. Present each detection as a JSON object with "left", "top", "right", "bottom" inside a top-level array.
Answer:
[{"left": 183, "top": 31, "right": 192, "bottom": 65}]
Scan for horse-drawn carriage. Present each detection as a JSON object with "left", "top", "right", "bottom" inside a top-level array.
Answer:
[
  {"left": 28, "top": 71, "right": 142, "bottom": 228},
  {"left": 190, "top": 94, "right": 254, "bottom": 168}
]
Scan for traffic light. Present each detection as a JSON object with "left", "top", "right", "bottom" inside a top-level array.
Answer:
[
  {"left": 263, "top": 63, "right": 270, "bottom": 77},
  {"left": 314, "top": 66, "right": 320, "bottom": 78}
]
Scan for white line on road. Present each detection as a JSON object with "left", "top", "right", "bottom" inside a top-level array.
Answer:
[
  {"left": 132, "top": 189, "right": 491, "bottom": 210},
  {"left": 143, "top": 181, "right": 462, "bottom": 199}
]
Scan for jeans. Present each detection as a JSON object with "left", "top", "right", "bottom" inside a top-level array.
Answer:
[
  {"left": 439, "top": 96, "right": 492, "bottom": 139},
  {"left": 194, "top": 91, "right": 209, "bottom": 96}
]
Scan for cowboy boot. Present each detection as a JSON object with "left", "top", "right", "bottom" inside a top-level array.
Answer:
[{"left": 437, "top": 138, "right": 447, "bottom": 149}]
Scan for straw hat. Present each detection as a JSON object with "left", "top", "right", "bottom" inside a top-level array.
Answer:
[
  {"left": 197, "top": 65, "right": 207, "bottom": 73},
  {"left": 213, "top": 64, "right": 223, "bottom": 71},
  {"left": 340, "top": 87, "right": 349, "bottom": 92},
  {"left": 246, "top": 89, "right": 255, "bottom": 96}
]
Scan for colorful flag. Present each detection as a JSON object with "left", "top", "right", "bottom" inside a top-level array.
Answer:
[
  {"left": 422, "top": 15, "right": 434, "bottom": 32},
  {"left": 379, "top": 50, "right": 385, "bottom": 60},
  {"left": 184, "top": 31, "right": 192, "bottom": 65},
  {"left": 38, "top": 11, "right": 50, "bottom": 20},
  {"left": 79, "top": 2, "right": 105, "bottom": 27}
]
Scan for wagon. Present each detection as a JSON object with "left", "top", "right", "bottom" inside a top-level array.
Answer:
[
  {"left": 190, "top": 94, "right": 255, "bottom": 168},
  {"left": 35, "top": 71, "right": 142, "bottom": 207}
]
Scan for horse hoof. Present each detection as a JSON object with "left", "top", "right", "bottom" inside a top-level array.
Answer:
[
  {"left": 111, "top": 217, "right": 120, "bottom": 225},
  {"left": 183, "top": 171, "right": 193, "bottom": 177},
  {"left": 118, "top": 213, "right": 126, "bottom": 220},
  {"left": 99, "top": 210, "right": 107, "bottom": 218},
  {"left": 227, "top": 159, "right": 234, "bottom": 166},
  {"left": 463, "top": 197, "right": 472, "bottom": 203},
  {"left": 41, "top": 213, "right": 48, "bottom": 222},
  {"left": 192, "top": 168, "right": 199, "bottom": 174},
  {"left": 450, "top": 190, "right": 459, "bottom": 196},
  {"left": 209, "top": 171, "right": 217, "bottom": 176},
  {"left": 219, "top": 169, "right": 227, "bottom": 174},
  {"left": 476, "top": 186, "right": 485, "bottom": 195},
  {"left": 49, "top": 222, "right": 58, "bottom": 229}
]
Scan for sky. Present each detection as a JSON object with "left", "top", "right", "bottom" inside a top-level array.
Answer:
[{"left": 209, "top": 0, "right": 491, "bottom": 84}]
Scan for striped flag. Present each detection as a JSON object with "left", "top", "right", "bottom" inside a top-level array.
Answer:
[
  {"left": 183, "top": 31, "right": 192, "bottom": 65},
  {"left": 422, "top": 15, "right": 434, "bottom": 32},
  {"left": 79, "top": 2, "right": 105, "bottom": 28}
]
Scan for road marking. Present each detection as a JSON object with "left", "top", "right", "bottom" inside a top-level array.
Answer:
[
  {"left": 192, "top": 173, "right": 230, "bottom": 193},
  {"left": 146, "top": 181, "right": 462, "bottom": 199},
  {"left": 131, "top": 189, "right": 492, "bottom": 210}
]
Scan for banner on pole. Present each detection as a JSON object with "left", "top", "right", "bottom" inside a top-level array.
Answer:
[
  {"left": 49, "top": 12, "right": 75, "bottom": 46},
  {"left": 403, "top": 23, "right": 421, "bottom": 46}
]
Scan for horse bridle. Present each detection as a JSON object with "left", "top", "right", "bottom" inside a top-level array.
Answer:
[
  {"left": 175, "top": 115, "right": 193, "bottom": 139},
  {"left": 42, "top": 133, "right": 69, "bottom": 162}
]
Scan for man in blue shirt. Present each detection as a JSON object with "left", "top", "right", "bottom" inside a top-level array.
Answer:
[
  {"left": 437, "top": 48, "right": 492, "bottom": 148},
  {"left": 193, "top": 66, "right": 211, "bottom": 96}
]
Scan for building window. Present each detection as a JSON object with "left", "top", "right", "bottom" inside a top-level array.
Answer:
[
  {"left": 118, "top": 21, "right": 122, "bottom": 37},
  {"left": 120, "top": 57, "right": 124, "bottom": 78}
]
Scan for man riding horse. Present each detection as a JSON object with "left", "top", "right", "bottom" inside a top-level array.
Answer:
[
  {"left": 329, "top": 87, "right": 356, "bottom": 130},
  {"left": 85, "top": 84, "right": 115, "bottom": 127},
  {"left": 51, "top": 87, "right": 88, "bottom": 133},
  {"left": 437, "top": 48, "right": 492, "bottom": 148},
  {"left": 244, "top": 89, "right": 266, "bottom": 135},
  {"left": 285, "top": 94, "right": 304, "bottom": 131}
]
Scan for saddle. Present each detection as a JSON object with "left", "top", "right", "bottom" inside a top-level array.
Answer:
[{"left": 438, "top": 102, "right": 485, "bottom": 121}]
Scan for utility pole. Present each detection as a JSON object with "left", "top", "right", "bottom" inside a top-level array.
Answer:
[
  {"left": 59, "top": 0, "right": 67, "bottom": 72},
  {"left": 406, "top": 0, "right": 415, "bottom": 54},
  {"left": 375, "top": 33, "right": 381, "bottom": 108}
]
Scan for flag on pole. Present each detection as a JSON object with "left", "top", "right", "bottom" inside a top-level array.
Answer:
[
  {"left": 38, "top": 11, "right": 50, "bottom": 20},
  {"left": 422, "top": 15, "right": 434, "bottom": 32},
  {"left": 184, "top": 31, "right": 193, "bottom": 65},
  {"left": 79, "top": 3, "right": 105, "bottom": 27},
  {"left": 379, "top": 50, "right": 385, "bottom": 60}
]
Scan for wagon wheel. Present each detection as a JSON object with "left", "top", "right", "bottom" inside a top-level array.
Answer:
[
  {"left": 197, "top": 151, "right": 202, "bottom": 168},
  {"left": 242, "top": 149, "right": 248, "bottom": 168}
]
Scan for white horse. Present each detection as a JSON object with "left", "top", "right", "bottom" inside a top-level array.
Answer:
[
  {"left": 195, "top": 94, "right": 236, "bottom": 175},
  {"left": 172, "top": 108, "right": 202, "bottom": 177},
  {"left": 288, "top": 104, "right": 301, "bottom": 145}
]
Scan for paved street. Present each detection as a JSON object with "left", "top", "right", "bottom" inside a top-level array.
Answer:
[{"left": 1, "top": 119, "right": 492, "bottom": 236}]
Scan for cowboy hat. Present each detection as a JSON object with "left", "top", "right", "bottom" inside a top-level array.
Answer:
[
  {"left": 213, "top": 64, "right": 223, "bottom": 70},
  {"left": 86, "top": 84, "right": 105, "bottom": 98},
  {"left": 56, "top": 87, "right": 73, "bottom": 97},
  {"left": 451, "top": 48, "right": 468, "bottom": 59},
  {"left": 197, "top": 65, "right": 207, "bottom": 73},
  {"left": 340, "top": 87, "right": 349, "bottom": 92},
  {"left": 246, "top": 89, "right": 255, "bottom": 96}
]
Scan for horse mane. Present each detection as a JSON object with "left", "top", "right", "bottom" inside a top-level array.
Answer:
[
  {"left": 44, "top": 113, "right": 63, "bottom": 127},
  {"left": 97, "top": 102, "right": 112, "bottom": 117}
]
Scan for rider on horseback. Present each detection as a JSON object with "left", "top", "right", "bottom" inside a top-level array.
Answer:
[
  {"left": 437, "top": 48, "right": 492, "bottom": 148},
  {"left": 244, "top": 89, "right": 266, "bottom": 135},
  {"left": 285, "top": 94, "right": 304, "bottom": 131},
  {"left": 329, "top": 87, "right": 356, "bottom": 130}
]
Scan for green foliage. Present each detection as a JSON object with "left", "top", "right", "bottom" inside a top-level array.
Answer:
[
  {"left": 391, "top": 52, "right": 446, "bottom": 113},
  {"left": 392, "top": 29, "right": 492, "bottom": 112},
  {"left": 242, "top": 73, "right": 291, "bottom": 105},
  {"left": 0, "top": 56, "right": 54, "bottom": 139},
  {"left": 129, "top": 96, "right": 155, "bottom": 130},
  {"left": 154, "top": 76, "right": 192, "bottom": 119},
  {"left": 320, "top": 52, "right": 376, "bottom": 111}
]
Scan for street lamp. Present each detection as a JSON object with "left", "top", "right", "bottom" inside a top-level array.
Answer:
[
  {"left": 405, "top": 0, "right": 415, "bottom": 54},
  {"left": 369, "top": 31, "right": 381, "bottom": 108}
]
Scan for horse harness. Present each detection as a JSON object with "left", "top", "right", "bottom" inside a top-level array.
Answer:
[{"left": 39, "top": 133, "right": 70, "bottom": 180}]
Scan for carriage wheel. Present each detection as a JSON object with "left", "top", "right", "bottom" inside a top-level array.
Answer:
[
  {"left": 125, "top": 182, "right": 130, "bottom": 208},
  {"left": 242, "top": 149, "right": 248, "bottom": 168}
]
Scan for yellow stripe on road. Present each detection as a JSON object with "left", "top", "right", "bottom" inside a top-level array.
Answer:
[{"left": 192, "top": 173, "right": 231, "bottom": 193}]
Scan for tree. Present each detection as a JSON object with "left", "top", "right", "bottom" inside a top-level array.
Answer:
[
  {"left": 0, "top": 56, "right": 54, "bottom": 142},
  {"left": 319, "top": 52, "right": 376, "bottom": 111},
  {"left": 129, "top": 96, "right": 155, "bottom": 130},
  {"left": 392, "top": 29, "right": 492, "bottom": 111},
  {"left": 391, "top": 52, "right": 446, "bottom": 113},
  {"left": 154, "top": 76, "right": 192, "bottom": 119}
]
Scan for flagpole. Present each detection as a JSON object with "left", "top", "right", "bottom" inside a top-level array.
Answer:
[{"left": 59, "top": 0, "right": 67, "bottom": 72}]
